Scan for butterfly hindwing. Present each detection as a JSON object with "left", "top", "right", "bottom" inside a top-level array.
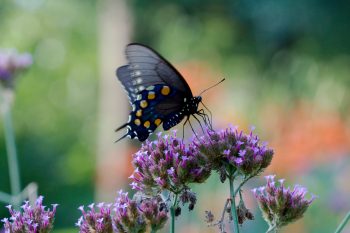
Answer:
[{"left": 118, "top": 84, "right": 184, "bottom": 141}]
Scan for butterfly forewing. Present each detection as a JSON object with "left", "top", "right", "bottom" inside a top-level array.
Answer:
[{"left": 125, "top": 44, "right": 193, "bottom": 94}]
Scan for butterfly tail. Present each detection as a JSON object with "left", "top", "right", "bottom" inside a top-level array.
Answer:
[
  {"left": 115, "top": 123, "right": 128, "bottom": 132},
  {"left": 115, "top": 123, "right": 131, "bottom": 143},
  {"left": 115, "top": 133, "right": 129, "bottom": 143}
]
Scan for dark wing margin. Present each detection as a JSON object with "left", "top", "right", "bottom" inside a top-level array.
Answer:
[{"left": 116, "top": 65, "right": 137, "bottom": 102}]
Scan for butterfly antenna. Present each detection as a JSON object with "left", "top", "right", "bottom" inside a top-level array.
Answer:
[{"left": 198, "top": 78, "right": 225, "bottom": 96}]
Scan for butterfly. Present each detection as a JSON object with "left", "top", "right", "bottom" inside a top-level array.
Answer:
[{"left": 115, "top": 43, "right": 216, "bottom": 142}]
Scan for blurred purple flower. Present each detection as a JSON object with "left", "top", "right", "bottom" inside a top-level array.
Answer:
[
  {"left": 252, "top": 175, "right": 316, "bottom": 229},
  {"left": 130, "top": 131, "right": 211, "bottom": 195},
  {"left": 193, "top": 125, "right": 274, "bottom": 178},
  {"left": 77, "top": 202, "right": 113, "bottom": 233},
  {"left": 0, "top": 49, "right": 32, "bottom": 88},
  {"left": 1, "top": 196, "right": 57, "bottom": 233}
]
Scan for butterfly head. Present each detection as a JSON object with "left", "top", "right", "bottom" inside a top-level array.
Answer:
[
  {"left": 189, "top": 96, "right": 202, "bottom": 113},
  {"left": 194, "top": 96, "right": 202, "bottom": 105}
]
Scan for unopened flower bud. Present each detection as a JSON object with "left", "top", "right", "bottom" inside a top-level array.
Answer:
[{"left": 174, "top": 207, "right": 181, "bottom": 217}]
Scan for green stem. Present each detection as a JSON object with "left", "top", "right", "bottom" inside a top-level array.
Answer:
[
  {"left": 3, "top": 104, "right": 21, "bottom": 208},
  {"left": 170, "top": 194, "right": 178, "bottom": 233},
  {"left": 334, "top": 211, "right": 350, "bottom": 233},
  {"left": 229, "top": 176, "right": 240, "bottom": 233},
  {"left": 150, "top": 229, "right": 157, "bottom": 233}
]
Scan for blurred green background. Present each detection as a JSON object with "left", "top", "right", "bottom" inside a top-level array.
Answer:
[{"left": 1, "top": 0, "right": 350, "bottom": 232}]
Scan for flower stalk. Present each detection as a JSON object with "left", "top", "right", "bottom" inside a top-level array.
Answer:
[
  {"left": 2, "top": 91, "right": 21, "bottom": 208},
  {"left": 0, "top": 49, "right": 32, "bottom": 208},
  {"left": 170, "top": 205, "right": 175, "bottom": 233},
  {"left": 170, "top": 193, "right": 179, "bottom": 233},
  {"left": 334, "top": 211, "right": 350, "bottom": 233},
  {"left": 229, "top": 175, "right": 240, "bottom": 233}
]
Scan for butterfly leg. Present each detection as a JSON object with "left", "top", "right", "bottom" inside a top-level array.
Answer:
[
  {"left": 202, "top": 111, "right": 212, "bottom": 129},
  {"left": 200, "top": 101, "right": 213, "bottom": 127},
  {"left": 197, "top": 110, "right": 208, "bottom": 126},
  {"left": 182, "top": 117, "right": 189, "bottom": 141},
  {"left": 188, "top": 117, "right": 198, "bottom": 139},
  {"left": 192, "top": 114, "right": 205, "bottom": 134},
  {"left": 197, "top": 110, "right": 212, "bottom": 130}
]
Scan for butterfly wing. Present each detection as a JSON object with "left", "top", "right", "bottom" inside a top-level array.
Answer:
[
  {"left": 116, "top": 43, "right": 193, "bottom": 102},
  {"left": 116, "top": 43, "right": 193, "bottom": 142},
  {"left": 155, "top": 94, "right": 187, "bottom": 130}
]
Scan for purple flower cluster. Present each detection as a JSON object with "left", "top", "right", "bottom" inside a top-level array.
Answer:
[
  {"left": 137, "top": 194, "right": 168, "bottom": 232},
  {"left": 194, "top": 126, "right": 273, "bottom": 178},
  {"left": 113, "top": 190, "right": 147, "bottom": 233},
  {"left": 76, "top": 190, "right": 168, "bottom": 233},
  {"left": 130, "top": 131, "right": 211, "bottom": 194},
  {"left": 114, "top": 191, "right": 168, "bottom": 232},
  {"left": 77, "top": 203, "right": 113, "bottom": 233},
  {"left": 0, "top": 49, "right": 32, "bottom": 88},
  {"left": 252, "top": 175, "right": 316, "bottom": 229},
  {"left": 1, "top": 196, "right": 57, "bottom": 233}
]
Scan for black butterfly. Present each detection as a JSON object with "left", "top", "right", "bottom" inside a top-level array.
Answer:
[{"left": 115, "top": 43, "right": 213, "bottom": 142}]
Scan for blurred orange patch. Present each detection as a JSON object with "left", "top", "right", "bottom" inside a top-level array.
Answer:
[
  {"left": 177, "top": 60, "right": 223, "bottom": 99},
  {"left": 262, "top": 101, "right": 350, "bottom": 175}
]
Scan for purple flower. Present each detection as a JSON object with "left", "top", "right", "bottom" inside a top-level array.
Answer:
[
  {"left": 0, "top": 49, "right": 32, "bottom": 88},
  {"left": 113, "top": 190, "right": 168, "bottom": 233},
  {"left": 252, "top": 175, "right": 316, "bottom": 229},
  {"left": 2, "top": 196, "right": 57, "bottom": 233},
  {"left": 77, "top": 202, "right": 113, "bottom": 233},
  {"left": 139, "top": 195, "right": 168, "bottom": 231},
  {"left": 130, "top": 131, "right": 211, "bottom": 194},
  {"left": 193, "top": 126, "right": 274, "bottom": 178}
]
